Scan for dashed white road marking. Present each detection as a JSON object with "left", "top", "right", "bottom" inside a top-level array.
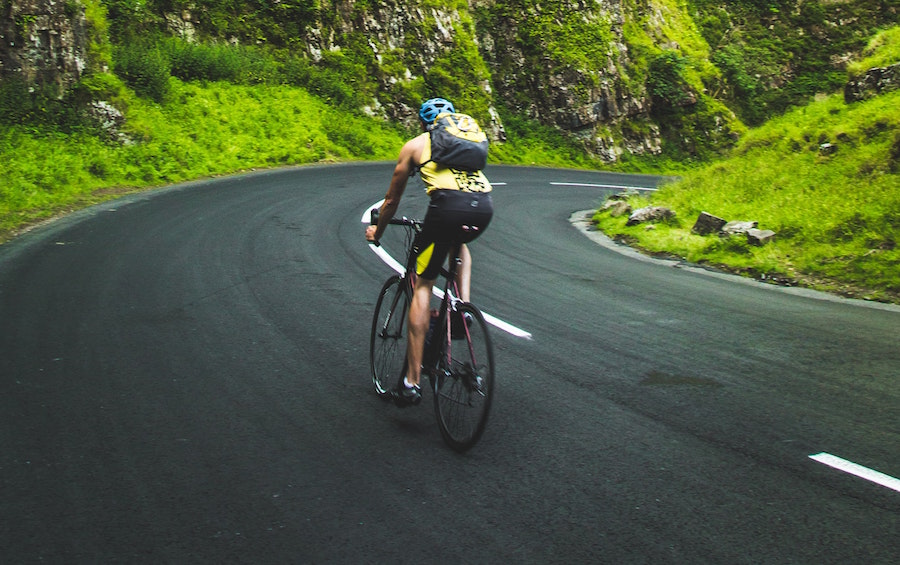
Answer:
[
  {"left": 362, "top": 201, "right": 532, "bottom": 340},
  {"left": 809, "top": 452, "right": 900, "bottom": 493},
  {"left": 550, "top": 182, "right": 658, "bottom": 191}
]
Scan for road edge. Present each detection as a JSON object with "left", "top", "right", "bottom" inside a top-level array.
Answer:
[{"left": 570, "top": 210, "right": 900, "bottom": 314}]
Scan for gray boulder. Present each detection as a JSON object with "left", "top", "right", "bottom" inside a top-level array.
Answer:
[
  {"left": 747, "top": 229, "right": 776, "bottom": 246},
  {"left": 627, "top": 206, "right": 675, "bottom": 226},
  {"left": 600, "top": 199, "right": 632, "bottom": 217},
  {"left": 692, "top": 211, "right": 727, "bottom": 235},
  {"left": 720, "top": 220, "right": 758, "bottom": 236}
]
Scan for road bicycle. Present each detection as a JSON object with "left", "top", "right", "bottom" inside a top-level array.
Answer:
[{"left": 369, "top": 210, "right": 495, "bottom": 452}]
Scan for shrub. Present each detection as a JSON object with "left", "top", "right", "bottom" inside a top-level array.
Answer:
[
  {"left": 162, "top": 39, "right": 279, "bottom": 84},
  {"left": 0, "top": 79, "right": 92, "bottom": 132},
  {"left": 648, "top": 51, "right": 694, "bottom": 109},
  {"left": 113, "top": 41, "right": 172, "bottom": 102}
]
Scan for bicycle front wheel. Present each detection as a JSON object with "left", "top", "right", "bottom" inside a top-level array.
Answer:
[
  {"left": 370, "top": 275, "right": 410, "bottom": 398},
  {"left": 433, "top": 303, "right": 495, "bottom": 451}
]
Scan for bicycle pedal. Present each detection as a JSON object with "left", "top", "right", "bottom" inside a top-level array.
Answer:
[{"left": 392, "top": 385, "right": 422, "bottom": 407}]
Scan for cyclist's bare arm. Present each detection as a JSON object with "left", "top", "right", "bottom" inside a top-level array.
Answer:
[{"left": 366, "top": 135, "right": 426, "bottom": 243}]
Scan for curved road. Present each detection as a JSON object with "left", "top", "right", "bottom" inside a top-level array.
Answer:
[{"left": 1, "top": 164, "right": 898, "bottom": 563}]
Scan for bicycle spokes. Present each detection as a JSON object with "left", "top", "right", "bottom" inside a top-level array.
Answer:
[
  {"left": 370, "top": 276, "right": 410, "bottom": 398},
  {"left": 433, "top": 303, "right": 494, "bottom": 452}
]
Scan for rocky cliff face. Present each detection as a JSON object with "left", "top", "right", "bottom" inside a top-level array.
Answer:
[
  {"left": 471, "top": 0, "right": 663, "bottom": 161},
  {"left": 293, "top": 0, "right": 712, "bottom": 162},
  {"left": 306, "top": 1, "right": 497, "bottom": 133},
  {"left": 0, "top": 0, "right": 87, "bottom": 93}
]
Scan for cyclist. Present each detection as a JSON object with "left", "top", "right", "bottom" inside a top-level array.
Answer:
[{"left": 366, "top": 98, "right": 493, "bottom": 406}]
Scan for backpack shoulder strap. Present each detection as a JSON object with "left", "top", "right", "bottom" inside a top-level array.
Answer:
[{"left": 414, "top": 130, "right": 435, "bottom": 175}]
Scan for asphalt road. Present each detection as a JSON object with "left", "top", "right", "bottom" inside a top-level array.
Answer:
[{"left": 1, "top": 163, "right": 898, "bottom": 563}]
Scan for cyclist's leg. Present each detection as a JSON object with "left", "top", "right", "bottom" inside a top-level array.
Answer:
[
  {"left": 406, "top": 274, "right": 435, "bottom": 387},
  {"left": 457, "top": 244, "right": 471, "bottom": 302},
  {"left": 405, "top": 227, "right": 448, "bottom": 388},
  {"left": 407, "top": 190, "right": 491, "bottom": 383}
]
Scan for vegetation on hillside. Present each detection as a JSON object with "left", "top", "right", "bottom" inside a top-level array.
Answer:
[
  {"left": 848, "top": 26, "right": 900, "bottom": 77},
  {"left": 689, "top": 0, "right": 899, "bottom": 125},
  {"left": 0, "top": 77, "right": 404, "bottom": 239},
  {"left": 593, "top": 28, "right": 900, "bottom": 302}
]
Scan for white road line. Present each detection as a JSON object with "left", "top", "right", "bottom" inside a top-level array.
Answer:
[
  {"left": 368, "top": 243, "right": 404, "bottom": 274},
  {"left": 481, "top": 312, "right": 533, "bottom": 339},
  {"left": 362, "top": 202, "right": 533, "bottom": 340},
  {"left": 360, "top": 199, "right": 385, "bottom": 223},
  {"left": 809, "top": 452, "right": 900, "bottom": 493},
  {"left": 550, "top": 182, "right": 657, "bottom": 191}
]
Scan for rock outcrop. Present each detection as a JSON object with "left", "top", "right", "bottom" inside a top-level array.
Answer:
[
  {"left": 300, "top": 2, "right": 504, "bottom": 136},
  {"left": 470, "top": 1, "right": 669, "bottom": 161},
  {"left": 0, "top": 0, "right": 87, "bottom": 93},
  {"left": 844, "top": 63, "right": 900, "bottom": 103},
  {"left": 692, "top": 211, "right": 727, "bottom": 235},
  {"left": 698, "top": 215, "right": 778, "bottom": 246}
]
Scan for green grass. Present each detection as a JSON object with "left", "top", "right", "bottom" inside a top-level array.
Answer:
[
  {"left": 848, "top": 27, "right": 900, "bottom": 77},
  {"left": 0, "top": 77, "right": 409, "bottom": 240},
  {"left": 593, "top": 90, "right": 900, "bottom": 302}
]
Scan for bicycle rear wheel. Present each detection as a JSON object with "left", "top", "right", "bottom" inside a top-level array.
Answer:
[
  {"left": 370, "top": 275, "right": 410, "bottom": 398},
  {"left": 433, "top": 303, "right": 495, "bottom": 451}
]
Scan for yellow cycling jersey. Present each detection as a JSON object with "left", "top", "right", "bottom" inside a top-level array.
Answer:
[{"left": 417, "top": 132, "right": 492, "bottom": 196}]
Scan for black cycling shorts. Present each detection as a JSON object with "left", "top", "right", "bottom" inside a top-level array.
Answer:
[{"left": 414, "top": 190, "right": 494, "bottom": 280}]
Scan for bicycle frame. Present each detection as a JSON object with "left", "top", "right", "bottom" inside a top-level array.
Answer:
[
  {"left": 425, "top": 255, "right": 463, "bottom": 380},
  {"left": 378, "top": 213, "right": 474, "bottom": 388}
]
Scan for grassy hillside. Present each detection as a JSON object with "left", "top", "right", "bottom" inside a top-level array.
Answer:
[
  {"left": 0, "top": 77, "right": 398, "bottom": 240},
  {"left": 593, "top": 86, "right": 900, "bottom": 303},
  {"left": 848, "top": 26, "right": 900, "bottom": 77}
]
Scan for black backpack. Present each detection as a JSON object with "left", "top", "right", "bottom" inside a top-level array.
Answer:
[{"left": 426, "top": 112, "right": 489, "bottom": 171}]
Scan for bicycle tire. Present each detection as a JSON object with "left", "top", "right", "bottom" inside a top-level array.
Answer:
[
  {"left": 433, "top": 302, "right": 495, "bottom": 451},
  {"left": 370, "top": 275, "right": 410, "bottom": 398}
]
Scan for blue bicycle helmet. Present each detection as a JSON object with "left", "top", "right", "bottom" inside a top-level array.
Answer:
[{"left": 418, "top": 98, "right": 455, "bottom": 123}]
